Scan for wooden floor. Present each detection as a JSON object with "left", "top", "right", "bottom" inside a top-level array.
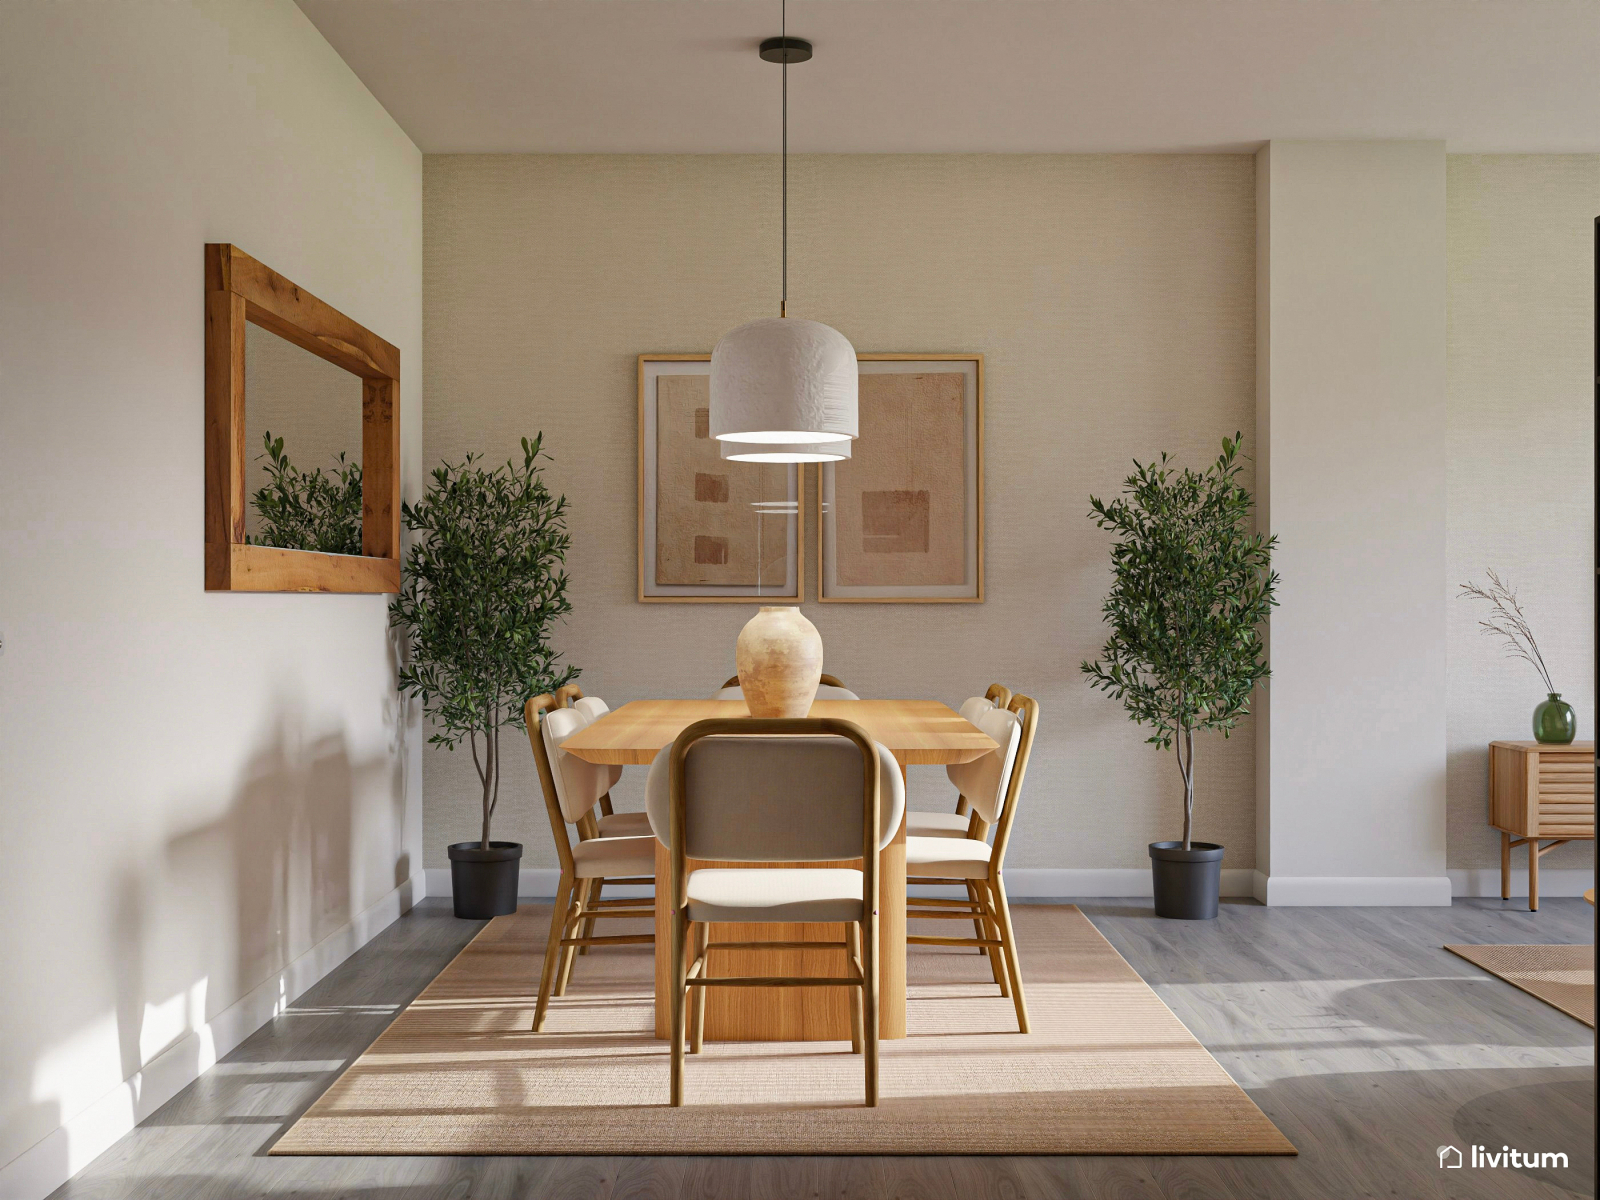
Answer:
[{"left": 50, "top": 897, "right": 1594, "bottom": 1200}]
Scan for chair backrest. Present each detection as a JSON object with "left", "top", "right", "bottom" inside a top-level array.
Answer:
[
  {"left": 720, "top": 672, "right": 852, "bottom": 691},
  {"left": 573, "top": 695, "right": 610, "bottom": 722},
  {"left": 646, "top": 721, "right": 904, "bottom": 862},
  {"left": 945, "top": 701, "right": 1023, "bottom": 824},
  {"left": 539, "top": 703, "right": 623, "bottom": 824},
  {"left": 713, "top": 683, "right": 860, "bottom": 702},
  {"left": 987, "top": 694, "right": 1040, "bottom": 867}
]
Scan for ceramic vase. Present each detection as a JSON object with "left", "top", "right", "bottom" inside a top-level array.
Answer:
[
  {"left": 735, "top": 606, "right": 823, "bottom": 718},
  {"left": 1533, "top": 693, "right": 1577, "bottom": 744}
]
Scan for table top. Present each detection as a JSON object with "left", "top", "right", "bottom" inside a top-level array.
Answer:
[{"left": 559, "top": 698, "right": 999, "bottom": 766}]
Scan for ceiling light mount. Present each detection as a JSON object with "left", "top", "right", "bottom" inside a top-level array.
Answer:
[{"left": 759, "top": 36, "right": 812, "bottom": 64}]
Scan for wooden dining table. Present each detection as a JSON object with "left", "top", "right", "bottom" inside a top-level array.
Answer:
[{"left": 557, "top": 697, "right": 998, "bottom": 1041}]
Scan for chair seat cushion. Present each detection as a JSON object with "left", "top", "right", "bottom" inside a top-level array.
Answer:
[
  {"left": 905, "top": 810, "right": 973, "bottom": 838},
  {"left": 686, "top": 868, "right": 865, "bottom": 923},
  {"left": 905, "top": 835, "right": 993, "bottom": 879},
  {"left": 571, "top": 835, "right": 656, "bottom": 879},
  {"left": 597, "top": 810, "right": 653, "bottom": 838}
]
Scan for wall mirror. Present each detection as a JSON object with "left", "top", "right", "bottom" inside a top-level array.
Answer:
[{"left": 204, "top": 243, "right": 400, "bottom": 592}]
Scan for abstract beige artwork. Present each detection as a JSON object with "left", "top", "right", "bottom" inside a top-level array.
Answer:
[
  {"left": 641, "top": 362, "right": 800, "bottom": 602},
  {"left": 821, "top": 359, "right": 981, "bottom": 601}
]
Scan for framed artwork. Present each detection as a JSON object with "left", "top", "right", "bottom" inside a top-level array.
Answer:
[
  {"left": 638, "top": 355, "right": 803, "bottom": 603},
  {"left": 818, "top": 354, "right": 983, "bottom": 603}
]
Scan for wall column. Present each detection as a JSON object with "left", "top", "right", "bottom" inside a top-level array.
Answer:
[{"left": 1254, "top": 140, "right": 1450, "bottom": 905}]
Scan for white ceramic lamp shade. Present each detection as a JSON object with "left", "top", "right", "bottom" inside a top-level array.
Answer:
[{"left": 710, "top": 317, "right": 858, "bottom": 448}]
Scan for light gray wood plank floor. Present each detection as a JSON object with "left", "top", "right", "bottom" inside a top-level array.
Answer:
[{"left": 48, "top": 896, "right": 1595, "bottom": 1200}]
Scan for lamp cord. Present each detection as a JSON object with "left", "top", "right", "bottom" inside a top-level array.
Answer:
[{"left": 780, "top": 0, "right": 787, "bottom": 318}]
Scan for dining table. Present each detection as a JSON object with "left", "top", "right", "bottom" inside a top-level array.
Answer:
[{"left": 557, "top": 697, "right": 998, "bottom": 1041}]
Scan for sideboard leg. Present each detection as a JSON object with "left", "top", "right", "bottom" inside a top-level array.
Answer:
[
  {"left": 1528, "top": 838, "right": 1540, "bottom": 912},
  {"left": 1501, "top": 832, "right": 1511, "bottom": 900}
]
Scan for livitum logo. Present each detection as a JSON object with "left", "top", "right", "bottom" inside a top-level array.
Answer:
[{"left": 1437, "top": 1144, "right": 1570, "bottom": 1170}]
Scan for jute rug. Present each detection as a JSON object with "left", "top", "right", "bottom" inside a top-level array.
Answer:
[
  {"left": 272, "top": 904, "right": 1294, "bottom": 1156},
  {"left": 1445, "top": 943, "right": 1595, "bottom": 1027}
]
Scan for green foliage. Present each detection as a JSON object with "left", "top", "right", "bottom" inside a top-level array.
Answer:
[
  {"left": 389, "top": 436, "right": 578, "bottom": 848},
  {"left": 247, "top": 431, "right": 364, "bottom": 555},
  {"left": 1081, "top": 434, "right": 1277, "bottom": 848}
]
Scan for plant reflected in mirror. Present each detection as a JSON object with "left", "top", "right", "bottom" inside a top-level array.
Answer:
[{"left": 246, "top": 431, "right": 364, "bottom": 555}]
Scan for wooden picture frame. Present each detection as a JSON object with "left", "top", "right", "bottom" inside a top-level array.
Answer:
[
  {"left": 818, "top": 354, "right": 984, "bottom": 603},
  {"left": 204, "top": 244, "right": 400, "bottom": 593},
  {"left": 637, "top": 354, "right": 803, "bottom": 603}
]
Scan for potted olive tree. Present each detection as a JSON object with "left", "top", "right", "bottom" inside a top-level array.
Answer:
[
  {"left": 390, "top": 436, "right": 578, "bottom": 919},
  {"left": 1082, "top": 434, "right": 1277, "bottom": 920}
]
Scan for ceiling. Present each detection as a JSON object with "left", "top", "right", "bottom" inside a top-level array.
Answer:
[{"left": 296, "top": 0, "right": 1600, "bottom": 155}]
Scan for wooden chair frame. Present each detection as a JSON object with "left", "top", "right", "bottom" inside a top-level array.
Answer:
[
  {"left": 907, "top": 692, "right": 1039, "bottom": 1033},
  {"left": 667, "top": 717, "right": 881, "bottom": 1107},
  {"left": 204, "top": 244, "right": 401, "bottom": 593},
  {"left": 719, "top": 673, "right": 850, "bottom": 691},
  {"left": 524, "top": 693, "right": 655, "bottom": 1032}
]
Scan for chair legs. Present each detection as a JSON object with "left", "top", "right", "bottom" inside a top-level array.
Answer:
[
  {"left": 905, "top": 874, "right": 1028, "bottom": 1033},
  {"left": 988, "top": 875, "right": 1029, "bottom": 1033},
  {"left": 669, "top": 908, "right": 688, "bottom": 1107},
  {"left": 670, "top": 917, "right": 877, "bottom": 1107},
  {"left": 531, "top": 871, "right": 575, "bottom": 1032},
  {"left": 578, "top": 877, "right": 603, "bottom": 955},
  {"left": 554, "top": 877, "right": 588, "bottom": 996},
  {"left": 846, "top": 922, "right": 864, "bottom": 1056},
  {"left": 689, "top": 922, "right": 708, "bottom": 1054}
]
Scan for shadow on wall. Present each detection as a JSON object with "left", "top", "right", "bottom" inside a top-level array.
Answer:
[{"left": 96, "top": 701, "right": 408, "bottom": 1149}]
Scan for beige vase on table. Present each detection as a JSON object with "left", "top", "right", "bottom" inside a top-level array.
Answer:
[{"left": 735, "top": 606, "right": 823, "bottom": 718}]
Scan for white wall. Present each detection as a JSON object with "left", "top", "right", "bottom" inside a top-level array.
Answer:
[
  {"left": 0, "top": 3, "right": 422, "bottom": 1196},
  {"left": 1255, "top": 141, "right": 1451, "bottom": 905},
  {"left": 1445, "top": 155, "right": 1597, "bottom": 890}
]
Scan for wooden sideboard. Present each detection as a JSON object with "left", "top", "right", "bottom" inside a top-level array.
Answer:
[{"left": 1488, "top": 740, "right": 1595, "bottom": 911}]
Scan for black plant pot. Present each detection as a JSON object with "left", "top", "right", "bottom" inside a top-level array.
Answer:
[
  {"left": 447, "top": 841, "right": 522, "bottom": 919},
  {"left": 1149, "top": 841, "right": 1224, "bottom": 920}
]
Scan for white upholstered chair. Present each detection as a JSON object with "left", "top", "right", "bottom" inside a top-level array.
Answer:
[
  {"left": 555, "top": 684, "right": 653, "bottom": 838},
  {"left": 905, "top": 683, "right": 1011, "bottom": 839},
  {"left": 523, "top": 693, "right": 657, "bottom": 1031},
  {"left": 646, "top": 717, "right": 905, "bottom": 1107},
  {"left": 714, "top": 672, "right": 861, "bottom": 701},
  {"left": 904, "top": 692, "right": 1039, "bottom": 1033}
]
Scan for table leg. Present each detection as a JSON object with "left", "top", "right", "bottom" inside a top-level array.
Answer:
[
  {"left": 1500, "top": 831, "right": 1510, "bottom": 900},
  {"left": 1529, "top": 838, "right": 1540, "bottom": 912}
]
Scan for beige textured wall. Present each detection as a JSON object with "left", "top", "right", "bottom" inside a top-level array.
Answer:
[
  {"left": 422, "top": 154, "right": 1258, "bottom": 875},
  {"left": 1446, "top": 155, "right": 1597, "bottom": 872}
]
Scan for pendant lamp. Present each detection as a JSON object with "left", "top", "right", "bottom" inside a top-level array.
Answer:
[{"left": 710, "top": 3, "right": 858, "bottom": 463}]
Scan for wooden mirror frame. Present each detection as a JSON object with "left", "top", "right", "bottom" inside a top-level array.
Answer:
[{"left": 204, "top": 244, "right": 401, "bottom": 593}]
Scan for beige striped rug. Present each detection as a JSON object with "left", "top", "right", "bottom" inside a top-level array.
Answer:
[
  {"left": 273, "top": 904, "right": 1294, "bottom": 1156},
  {"left": 1445, "top": 943, "right": 1595, "bottom": 1026}
]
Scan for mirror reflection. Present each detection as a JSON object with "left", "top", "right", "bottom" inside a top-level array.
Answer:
[{"left": 243, "top": 321, "right": 365, "bottom": 554}]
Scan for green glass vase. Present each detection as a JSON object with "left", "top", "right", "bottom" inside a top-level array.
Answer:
[{"left": 1532, "top": 693, "right": 1576, "bottom": 744}]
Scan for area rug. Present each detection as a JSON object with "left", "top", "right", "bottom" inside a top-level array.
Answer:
[
  {"left": 272, "top": 904, "right": 1294, "bottom": 1156},
  {"left": 1445, "top": 943, "right": 1595, "bottom": 1027}
]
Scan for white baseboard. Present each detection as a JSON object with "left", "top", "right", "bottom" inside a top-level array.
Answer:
[
  {"left": 423, "top": 865, "right": 1258, "bottom": 900},
  {"left": 0, "top": 872, "right": 426, "bottom": 1200},
  {"left": 1448, "top": 868, "right": 1594, "bottom": 899},
  {"left": 1258, "top": 873, "right": 1453, "bottom": 906}
]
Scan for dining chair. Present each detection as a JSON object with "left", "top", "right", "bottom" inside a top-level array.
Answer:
[
  {"left": 645, "top": 717, "right": 905, "bottom": 1107},
  {"left": 552, "top": 685, "right": 653, "bottom": 956},
  {"left": 906, "top": 682, "right": 1012, "bottom": 838},
  {"left": 714, "top": 672, "right": 860, "bottom": 700},
  {"left": 554, "top": 684, "right": 652, "bottom": 838},
  {"left": 904, "top": 692, "right": 1039, "bottom": 1033},
  {"left": 524, "top": 693, "right": 657, "bottom": 1032}
]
